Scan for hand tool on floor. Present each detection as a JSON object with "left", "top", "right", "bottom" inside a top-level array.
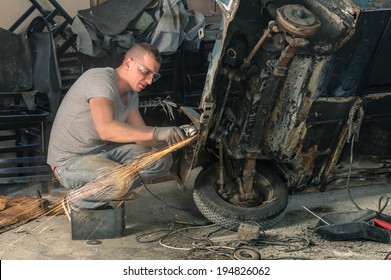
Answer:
[
  {"left": 301, "top": 205, "right": 331, "bottom": 225},
  {"left": 374, "top": 218, "right": 391, "bottom": 231}
]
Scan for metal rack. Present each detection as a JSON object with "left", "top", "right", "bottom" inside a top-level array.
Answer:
[
  {"left": 9, "top": 0, "right": 76, "bottom": 56},
  {"left": 0, "top": 104, "right": 51, "bottom": 187},
  {"left": 0, "top": 1, "right": 71, "bottom": 192}
]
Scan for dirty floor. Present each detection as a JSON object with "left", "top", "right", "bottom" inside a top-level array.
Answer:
[{"left": 0, "top": 167, "right": 390, "bottom": 260}]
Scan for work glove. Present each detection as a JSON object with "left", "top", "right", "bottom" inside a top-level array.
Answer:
[{"left": 153, "top": 126, "right": 186, "bottom": 146}]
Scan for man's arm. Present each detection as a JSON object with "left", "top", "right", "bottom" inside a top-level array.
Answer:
[
  {"left": 125, "top": 106, "right": 157, "bottom": 147},
  {"left": 89, "top": 97, "right": 155, "bottom": 143}
]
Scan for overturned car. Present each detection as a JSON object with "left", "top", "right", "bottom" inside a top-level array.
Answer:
[{"left": 181, "top": 0, "right": 391, "bottom": 229}]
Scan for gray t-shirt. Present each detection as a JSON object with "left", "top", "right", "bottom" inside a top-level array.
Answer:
[{"left": 47, "top": 67, "right": 139, "bottom": 167}]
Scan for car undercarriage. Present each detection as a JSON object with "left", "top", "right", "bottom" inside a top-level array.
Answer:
[{"left": 183, "top": 0, "right": 391, "bottom": 229}]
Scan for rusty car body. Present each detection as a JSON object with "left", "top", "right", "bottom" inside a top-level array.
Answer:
[{"left": 183, "top": 0, "right": 391, "bottom": 229}]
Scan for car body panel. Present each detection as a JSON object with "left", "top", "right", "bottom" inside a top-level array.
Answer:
[{"left": 187, "top": 0, "right": 391, "bottom": 193}]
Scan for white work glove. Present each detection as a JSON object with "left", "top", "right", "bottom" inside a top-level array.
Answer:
[{"left": 153, "top": 126, "right": 186, "bottom": 146}]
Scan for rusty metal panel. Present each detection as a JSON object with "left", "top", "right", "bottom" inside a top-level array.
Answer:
[
  {"left": 264, "top": 56, "right": 314, "bottom": 160},
  {"left": 324, "top": 10, "right": 391, "bottom": 98},
  {"left": 349, "top": 93, "right": 391, "bottom": 159}
]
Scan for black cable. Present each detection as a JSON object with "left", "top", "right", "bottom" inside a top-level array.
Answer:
[
  {"left": 378, "top": 195, "right": 390, "bottom": 214},
  {"left": 346, "top": 134, "right": 391, "bottom": 215},
  {"left": 187, "top": 247, "right": 235, "bottom": 260},
  {"left": 136, "top": 228, "right": 174, "bottom": 243},
  {"left": 134, "top": 172, "right": 221, "bottom": 245},
  {"left": 143, "top": 184, "right": 189, "bottom": 211},
  {"left": 346, "top": 134, "right": 362, "bottom": 210},
  {"left": 135, "top": 183, "right": 218, "bottom": 245},
  {"left": 249, "top": 235, "right": 310, "bottom": 252},
  {"left": 174, "top": 217, "right": 213, "bottom": 226},
  {"left": 134, "top": 180, "right": 184, "bottom": 243},
  {"left": 158, "top": 224, "right": 224, "bottom": 249}
]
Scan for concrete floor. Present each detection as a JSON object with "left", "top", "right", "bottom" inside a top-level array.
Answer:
[{"left": 0, "top": 167, "right": 391, "bottom": 260}]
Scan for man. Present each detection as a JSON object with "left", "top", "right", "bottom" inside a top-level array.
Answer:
[{"left": 47, "top": 42, "right": 186, "bottom": 213}]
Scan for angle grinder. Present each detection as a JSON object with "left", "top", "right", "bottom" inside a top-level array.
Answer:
[{"left": 179, "top": 124, "right": 198, "bottom": 138}]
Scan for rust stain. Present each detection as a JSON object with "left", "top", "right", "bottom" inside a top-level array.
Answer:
[
  {"left": 322, "top": 123, "right": 349, "bottom": 181},
  {"left": 299, "top": 145, "right": 319, "bottom": 171}
]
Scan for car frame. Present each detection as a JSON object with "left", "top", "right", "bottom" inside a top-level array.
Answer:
[{"left": 180, "top": 0, "right": 391, "bottom": 229}]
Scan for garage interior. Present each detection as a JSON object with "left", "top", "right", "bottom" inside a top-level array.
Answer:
[{"left": 0, "top": 0, "right": 391, "bottom": 261}]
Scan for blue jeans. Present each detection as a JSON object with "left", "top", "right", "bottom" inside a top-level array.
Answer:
[{"left": 54, "top": 143, "right": 172, "bottom": 209}]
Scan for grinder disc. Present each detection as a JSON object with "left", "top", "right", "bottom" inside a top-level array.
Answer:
[{"left": 233, "top": 248, "right": 261, "bottom": 260}]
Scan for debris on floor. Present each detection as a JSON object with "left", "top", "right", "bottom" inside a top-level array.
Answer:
[{"left": 0, "top": 194, "right": 58, "bottom": 234}]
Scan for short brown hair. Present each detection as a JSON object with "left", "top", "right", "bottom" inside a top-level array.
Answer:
[{"left": 125, "top": 42, "right": 162, "bottom": 64}]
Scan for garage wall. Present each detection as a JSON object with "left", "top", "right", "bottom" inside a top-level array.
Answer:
[{"left": 0, "top": 0, "right": 89, "bottom": 32}]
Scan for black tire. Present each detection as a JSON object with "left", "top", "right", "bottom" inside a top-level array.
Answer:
[{"left": 193, "top": 162, "right": 289, "bottom": 230}]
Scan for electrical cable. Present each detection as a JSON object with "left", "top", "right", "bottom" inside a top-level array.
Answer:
[
  {"left": 134, "top": 180, "right": 181, "bottom": 243},
  {"left": 135, "top": 174, "right": 227, "bottom": 248},
  {"left": 135, "top": 181, "right": 220, "bottom": 246},
  {"left": 143, "top": 183, "right": 190, "bottom": 211},
  {"left": 186, "top": 233, "right": 311, "bottom": 259},
  {"left": 346, "top": 134, "right": 391, "bottom": 215},
  {"left": 346, "top": 134, "right": 362, "bottom": 210},
  {"left": 158, "top": 239, "right": 192, "bottom": 251},
  {"left": 158, "top": 224, "right": 222, "bottom": 250},
  {"left": 187, "top": 246, "right": 235, "bottom": 260},
  {"left": 378, "top": 195, "right": 390, "bottom": 214},
  {"left": 174, "top": 217, "right": 213, "bottom": 226},
  {"left": 137, "top": 213, "right": 312, "bottom": 259},
  {"left": 135, "top": 168, "right": 312, "bottom": 258},
  {"left": 248, "top": 235, "right": 311, "bottom": 252},
  {"left": 136, "top": 228, "right": 174, "bottom": 243}
]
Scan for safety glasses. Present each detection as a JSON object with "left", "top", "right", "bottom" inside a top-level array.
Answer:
[{"left": 132, "top": 59, "right": 161, "bottom": 82}]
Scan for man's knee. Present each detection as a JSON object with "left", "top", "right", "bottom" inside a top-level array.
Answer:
[
  {"left": 138, "top": 153, "right": 173, "bottom": 180},
  {"left": 162, "top": 152, "right": 173, "bottom": 168},
  {"left": 155, "top": 153, "right": 173, "bottom": 173}
]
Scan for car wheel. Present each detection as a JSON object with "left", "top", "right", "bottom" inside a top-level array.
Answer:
[{"left": 193, "top": 162, "right": 289, "bottom": 230}]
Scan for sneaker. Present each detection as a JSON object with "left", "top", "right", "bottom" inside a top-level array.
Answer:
[
  {"left": 61, "top": 196, "right": 113, "bottom": 222},
  {"left": 93, "top": 203, "right": 113, "bottom": 210}
]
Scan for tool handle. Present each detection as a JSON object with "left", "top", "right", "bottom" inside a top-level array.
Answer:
[{"left": 374, "top": 218, "right": 391, "bottom": 231}]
